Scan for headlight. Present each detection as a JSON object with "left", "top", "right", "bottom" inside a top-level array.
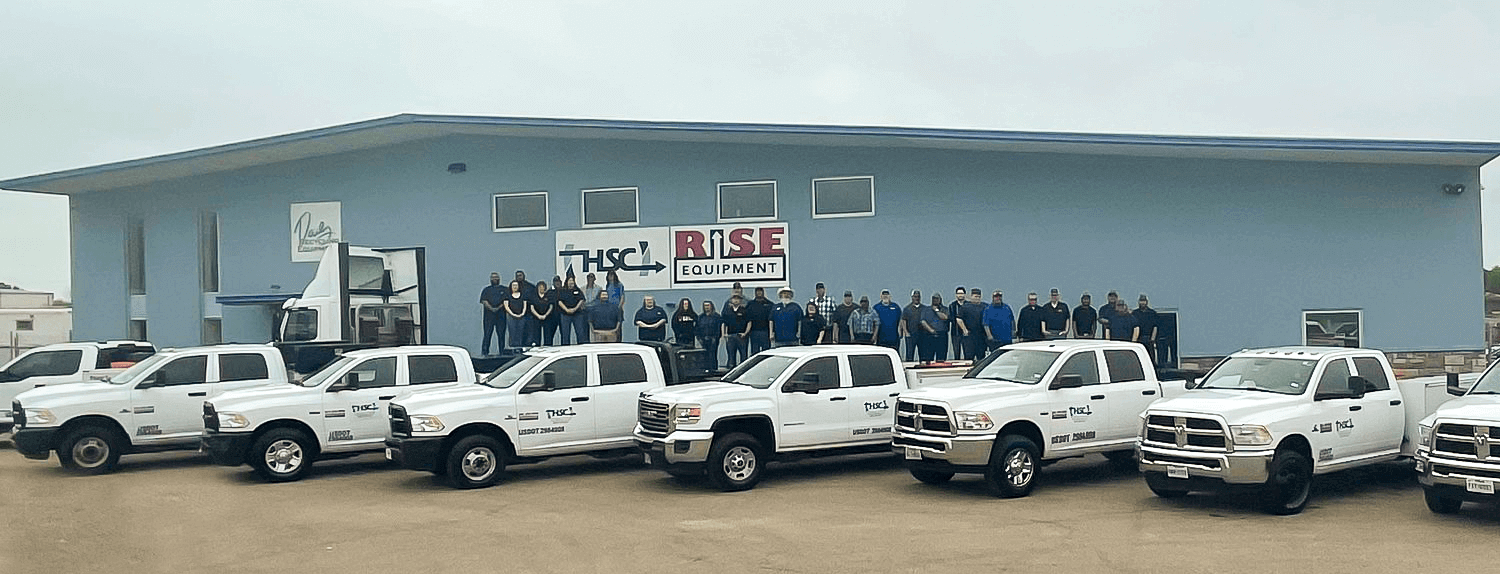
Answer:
[
  {"left": 1229, "top": 424, "right": 1273, "bottom": 446},
  {"left": 24, "top": 408, "right": 55, "bottom": 425},
  {"left": 675, "top": 405, "right": 702, "bottom": 425},
  {"left": 954, "top": 411, "right": 994, "bottom": 431},
  {"left": 217, "top": 412, "right": 250, "bottom": 429},
  {"left": 1418, "top": 424, "right": 1432, "bottom": 447},
  {"left": 409, "top": 415, "right": 445, "bottom": 433}
]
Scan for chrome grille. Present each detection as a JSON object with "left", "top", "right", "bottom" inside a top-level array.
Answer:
[
  {"left": 895, "top": 400, "right": 954, "bottom": 436},
  {"left": 389, "top": 404, "right": 411, "bottom": 437},
  {"left": 1432, "top": 423, "right": 1498, "bottom": 462},
  {"left": 1142, "top": 413, "right": 1228, "bottom": 452},
  {"left": 638, "top": 399, "right": 671, "bottom": 437}
]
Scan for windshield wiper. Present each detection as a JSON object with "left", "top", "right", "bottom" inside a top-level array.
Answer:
[{"left": 973, "top": 376, "right": 1024, "bottom": 384}]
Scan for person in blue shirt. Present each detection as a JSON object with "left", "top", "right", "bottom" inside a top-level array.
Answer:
[
  {"left": 919, "top": 294, "right": 950, "bottom": 363},
  {"left": 479, "top": 272, "right": 507, "bottom": 356},
  {"left": 634, "top": 295, "right": 668, "bottom": 342},
  {"left": 697, "top": 301, "right": 724, "bottom": 371},
  {"left": 606, "top": 270, "right": 626, "bottom": 340},
  {"left": 1108, "top": 301, "right": 1139, "bottom": 342},
  {"left": 771, "top": 287, "right": 803, "bottom": 347},
  {"left": 587, "top": 290, "right": 623, "bottom": 342},
  {"left": 873, "top": 290, "right": 903, "bottom": 350},
  {"left": 983, "top": 290, "right": 1015, "bottom": 352}
]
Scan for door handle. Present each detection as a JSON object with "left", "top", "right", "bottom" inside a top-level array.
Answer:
[
  {"left": 1349, "top": 405, "right": 1362, "bottom": 411},
  {"left": 188, "top": 392, "right": 207, "bottom": 397},
  {"left": 829, "top": 396, "right": 847, "bottom": 401},
  {"left": 379, "top": 395, "right": 396, "bottom": 401},
  {"left": 1090, "top": 395, "right": 1105, "bottom": 400},
  {"left": 1142, "top": 390, "right": 1157, "bottom": 396},
  {"left": 571, "top": 396, "right": 589, "bottom": 402},
  {"left": 889, "top": 392, "right": 900, "bottom": 397},
  {"left": 1390, "top": 400, "right": 1402, "bottom": 406}
]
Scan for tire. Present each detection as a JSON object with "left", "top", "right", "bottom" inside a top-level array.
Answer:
[
  {"left": 57, "top": 424, "right": 122, "bottom": 475},
  {"left": 1424, "top": 488, "right": 1463, "bottom": 514},
  {"left": 1104, "top": 450, "right": 1137, "bottom": 471},
  {"left": 985, "top": 434, "right": 1041, "bottom": 498},
  {"left": 1144, "top": 472, "right": 1190, "bottom": 498},
  {"left": 910, "top": 467, "right": 955, "bottom": 485},
  {"left": 1260, "top": 449, "right": 1313, "bottom": 515},
  {"left": 249, "top": 428, "right": 316, "bottom": 482},
  {"left": 445, "top": 434, "right": 507, "bottom": 489},
  {"left": 706, "top": 432, "right": 764, "bottom": 492}
]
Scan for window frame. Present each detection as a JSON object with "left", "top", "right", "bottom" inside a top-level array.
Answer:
[
  {"left": 1302, "top": 309, "right": 1362, "bottom": 348},
  {"left": 598, "top": 353, "right": 650, "bottom": 386},
  {"left": 408, "top": 354, "right": 461, "bottom": 385},
  {"left": 15, "top": 319, "right": 34, "bottom": 331},
  {"left": 716, "top": 180, "right": 779, "bottom": 222},
  {"left": 491, "top": 191, "right": 550, "bottom": 233},
  {"left": 1102, "top": 349, "right": 1147, "bottom": 383},
  {"left": 580, "top": 186, "right": 640, "bottom": 228},
  {"left": 810, "top": 176, "right": 876, "bottom": 219},
  {"left": 848, "top": 354, "right": 898, "bottom": 388},
  {"left": 219, "top": 353, "right": 270, "bottom": 382}
]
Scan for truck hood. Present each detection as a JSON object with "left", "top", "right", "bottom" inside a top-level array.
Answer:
[
  {"left": 212, "top": 384, "right": 318, "bottom": 412},
  {"left": 900, "top": 380, "right": 1037, "bottom": 408},
  {"left": 393, "top": 384, "right": 509, "bottom": 416},
  {"left": 14, "top": 382, "right": 126, "bottom": 409},
  {"left": 1147, "top": 389, "right": 1303, "bottom": 424},
  {"left": 1426, "top": 394, "right": 1500, "bottom": 424},
  {"left": 641, "top": 381, "right": 761, "bottom": 405}
]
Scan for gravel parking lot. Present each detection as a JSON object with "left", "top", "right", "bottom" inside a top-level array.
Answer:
[{"left": 1, "top": 435, "right": 1497, "bottom": 574}]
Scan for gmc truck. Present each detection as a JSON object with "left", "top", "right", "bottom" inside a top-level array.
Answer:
[
  {"left": 893, "top": 340, "right": 1186, "bottom": 498},
  {"left": 10, "top": 345, "right": 286, "bottom": 474},
  {"left": 202, "top": 345, "right": 476, "bottom": 482},
  {"left": 1415, "top": 368, "right": 1500, "bottom": 514},
  {"left": 0, "top": 341, "right": 155, "bottom": 432},
  {"left": 1138, "top": 346, "right": 1463, "bottom": 514}
]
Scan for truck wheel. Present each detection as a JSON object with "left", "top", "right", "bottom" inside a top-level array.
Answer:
[
  {"left": 250, "top": 428, "right": 315, "bottom": 482},
  {"left": 707, "top": 432, "right": 764, "bottom": 492},
  {"left": 1424, "top": 488, "right": 1463, "bottom": 514},
  {"left": 1260, "top": 449, "right": 1312, "bottom": 515},
  {"left": 1104, "top": 450, "right": 1137, "bottom": 471},
  {"left": 985, "top": 434, "right": 1040, "bottom": 498},
  {"left": 909, "top": 468, "right": 955, "bottom": 485},
  {"left": 57, "top": 424, "right": 122, "bottom": 475},
  {"left": 446, "top": 435, "right": 507, "bottom": 489},
  {"left": 1144, "top": 472, "right": 1190, "bottom": 498}
]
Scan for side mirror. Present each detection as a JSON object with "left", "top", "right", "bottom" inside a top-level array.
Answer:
[
  {"left": 1183, "top": 376, "right": 1198, "bottom": 390},
  {"left": 786, "top": 374, "right": 819, "bottom": 394},
  {"left": 141, "top": 371, "right": 169, "bottom": 388},
  {"left": 523, "top": 371, "right": 557, "bottom": 393},
  {"left": 1050, "top": 374, "right": 1084, "bottom": 390},
  {"left": 328, "top": 372, "right": 361, "bottom": 391},
  {"left": 1447, "top": 372, "right": 1465, "bottom": 397}
]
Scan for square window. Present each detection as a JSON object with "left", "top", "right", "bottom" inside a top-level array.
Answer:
[
  {"left": 718, "top": 181, "right": 777, "bottom": 221},
  {"left": 16, "top": 319, "right": 34, "bottom": 331},
  {"left": 812, "top": 176, "right": 875, "bottom": 218},
  {"left": 1303, "top": 310, "right": 1361, "bottom": 348},
  {"left": 493, "top": 192, "right": 549, "bottom": 232},
  {"left": 582, "top": 187, "right": 639, "bottom": 227}
]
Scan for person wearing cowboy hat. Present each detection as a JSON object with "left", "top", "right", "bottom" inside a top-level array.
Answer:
[{"left": 771, "top": 286, "right": 803, "bottom": 347}]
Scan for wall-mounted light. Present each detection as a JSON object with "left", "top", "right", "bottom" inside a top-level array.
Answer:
[
  {"left": 448, "top": 163, "right": 467, "bottom": 174},
  {"left": 1442, "top": 183, "right": 1466, "bottom": 195}
]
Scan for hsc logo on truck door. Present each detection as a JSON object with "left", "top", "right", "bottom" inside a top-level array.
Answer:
[{"left": 672, "top": 223, "right": 788, "bottom": 288}]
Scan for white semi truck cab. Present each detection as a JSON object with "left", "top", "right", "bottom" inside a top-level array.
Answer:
[
  {"left": 894, "top": 340, "right": 1182, "bottom": 497},
  {"left": 277, "top": 243, "right": 427, "bottom": 373},
  {"left": 202, "top": 345, "right": 476, "bottom": 482},
  {"left": 10, "top": 344, "right": 286, "bottom": 474},
  {"left": 1138, "top": 346, "right": 1458, "bottom": 514},
  {"left": 1, "top": 341, "right": 155, "bottom": 432},
  {"left": 1415, "top": 367, "right": 1500, "bottom": 514}
]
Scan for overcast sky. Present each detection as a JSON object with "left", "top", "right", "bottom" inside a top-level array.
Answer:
[{"left": 3, "top": 0, "right": 1498, "bottom": 300}]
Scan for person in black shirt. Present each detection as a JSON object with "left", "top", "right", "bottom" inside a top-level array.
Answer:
[
  {"left": 831, "top": 291, "right": 858, "bottom": 343},
  {"left": 1098, "top": 290, "right": 1120, "bottom": 335},
  {"left": 532, "top": 281, "right": 557, "bottom": 346},
  {"left": 634, "top": 296, "right": 668, "bottom": 342},
  {"left": 1133, "top": 294, "right": 1159, "bottom": 364},
  {"left": 1041, "top": 288, "right": 1069, "bottom": 339},
  {"left": 514, "top": 270, "right": 535, "bottom": 300},
  {"left": 744, "top": 287, "right": 774, "bottom": 354},
  {"left": 799, "top": 302, "right": 827, "bottom": 346},
  {"left": 502, "top": 280, "right": 530, "bottom": 350},
  {"left": 947, "top": 287, "right": 967, "bottom": 360},
  {"left": 1072, "top": 292, "right": 1098, "bottom": 339},
  {"left": 957, "top": 288, "right": 987, "bottom": 361},
  {"left": 721, "top": 294, "right": 749, "bottom": 368},
  {"left": 556, "top": 275, "right": 587, "bottom": 344},
  {"left": 899, "top": 290, "right": 924, "bottom": 362},
  {"left": 1017, "top": 292, "right": 1044, "bottom": 342},
  {"left": 671, "top": 297, "right": 699, "bottom": 347},
  {"left": 480, "top": 272, "right": 507, "bottom": 356},
  {"left": 1108, "top": 301, "right": 1139, "bottom": 342}
]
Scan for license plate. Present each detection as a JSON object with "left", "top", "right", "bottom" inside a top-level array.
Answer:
[
  {"left": 904, "top": 446, "right": 922, "bottom": 460},
  {"left": 1167, "top": 465, "right": 1189, "bottom": 479},
  {"left": 1467, "top": 478, "right": 1494, "bottom": 495},
  {"left": 384, "top": 447, "right": 395, "bottom": 461}
]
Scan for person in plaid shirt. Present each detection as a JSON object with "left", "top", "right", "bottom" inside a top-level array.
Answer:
[{"left": 810, "top": 282, "right": 836, "bottom": 319}]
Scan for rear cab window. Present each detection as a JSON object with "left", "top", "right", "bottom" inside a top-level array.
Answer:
[
  {"left": 1350, "top": 356, "right": 1391, "bottom": 392},
  {"left": 219, "top": 353, "right": 271, "bottom": 382},
  {"left": 1103, "top": 349, "right": 1146, "bottom": 383},
  {"left": 849, "top": 354, "right": 898, "bottom": 387},
  {"left": 409, "top": 354, "right": 460, "bottom": 385}
]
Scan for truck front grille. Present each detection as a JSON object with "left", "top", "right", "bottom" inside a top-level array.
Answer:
[
  {"left": 638, "top": 399, "right": 671, "bottom": 437},
  {"left": 895, "top": 400, "right": 954, "bottom": 436},
  {"left": 11, "top": 400, "right": 23, "bottom": 430},
  {"left": 389, "top": 404, "right": 411, "bottom": 437},
  {"left": 203, "top": 402, "right": 219, "bottom": 431},
  {"left": 1432, "top": 423, "right": 1499, "bottom": 462},
  {"left": 1142, "top": 414, "right": 1228, "bottom": 452}
]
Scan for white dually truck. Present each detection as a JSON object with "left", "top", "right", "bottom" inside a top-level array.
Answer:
[
  {"left": 1, "top": 341, "right": 155, "bottom": 432},
  {"left": 893, "top": 340, "right": 1186, "bottom": 497},
  {"left": 1138, "top": 346, "right": 1470, "bottom": 514},
  {"left": 1415, "top": 367, "right": 1500, "bottom": 514}
]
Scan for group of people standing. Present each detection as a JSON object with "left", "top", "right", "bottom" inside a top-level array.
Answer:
[{"left": 479, "top": 269, "right": 626, "bottom": 356}]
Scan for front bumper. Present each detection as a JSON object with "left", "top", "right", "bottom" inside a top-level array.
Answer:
[
  {"left": 892, "top": 431, "right": 996, "bottom": 471},
  {"left": 200, "top": 431, "right": 253, "bottom": 466},
  {"left": 1416, "top": 450, "right": 1500, "bottom": 503},
  {"left": 1137, "top": 442, "right": 1274, "bottom": 484},
  {"left": 634, "top": 430, "right": 715, "bottom": 465},
  {"left": 386, "top": 436, "right": 445, "bottom": 472},
  {"left": 12, "top": 427, "right": 58, "bottom": 459}
]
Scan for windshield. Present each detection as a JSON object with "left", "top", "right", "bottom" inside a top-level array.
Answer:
[
  {"left": 480, "top": 355, "right": 546, "bottom": 389},
  {"left": 1469, "top": 364, "right": 1500, "bottom": 395},
  {"left": 722, "top": 355, "right": 797, "bottom": 389},
  {"left": 108, "top": 353, "right": 171, "bottom": 385},
  {"left": 297, "top": 356, "right": 357, "bottom": 388},
  {"left": 967, "top": 350, "right": 1061, "bottom": 384},
  {"left": 1198, "top": 357, "right": 1317, "bottom": 395}
]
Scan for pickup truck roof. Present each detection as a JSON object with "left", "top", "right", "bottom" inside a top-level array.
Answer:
[
  {"left": 522, "top": 343, "right": 656, "bottom": 357},
  {"left": 155, "top": 343, "right": 281, "bottom": 356},
  {"left": 1228, "top": 346, "right": 1382, "bottom": 359},
  {"left": 1001, "top": 340, "right": 1145, "bottom": 353},
  {"left": 335, "top": 344, "right": 469, "bottom": 359},
  {"left": 756, "top": 344, "right": 897, "bottom": 358}
]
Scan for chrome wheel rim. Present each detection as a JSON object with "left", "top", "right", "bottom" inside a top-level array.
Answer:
[
  {"left": 461, "top": 446, "right": 497, "bottom": 481},
  {"left": 722, "top": 446, "right": 757, "bottom": 482},
  {"left": 264, "top": 439, "right": 304, "bottom": 475},
  {"left": 1005, "top": 449, "right": 1034, "bottom": 487},
  {"left": 72, "top": 436, "right": 109, "bottom": 467}
]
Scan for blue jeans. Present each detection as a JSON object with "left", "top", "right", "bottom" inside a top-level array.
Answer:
[
  {"left": 931, "top": 332, "right": 949, "bottom": 361},
  {"left": 506, "top": 316, "right": 529, "bottom": 349},
  {"left": 541, "top": 315, "right": 560, "bottom": 346},
  {"left": 749, "top": 330, "right": 771, "bottom": 355},
  {"left": 699, "top": 336, "right": 720, "bottom": 371},
  {"left": 482, "top": 312, "right": 505, "bottom": 355},
  {"left": 560, "top": 313, "right": 589, "bottom": 345},
  {"left": 905, "top": 335, "right": 920, "bottom": 362},
  {"left": 724, "top": 335, "right": 746, "bottom": 368}
]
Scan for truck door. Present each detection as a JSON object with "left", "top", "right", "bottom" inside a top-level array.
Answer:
[
  {"left": 1351, "top": 356, "right": 1404, "bottom": 457},
  {"left": 777, "top": 356, "right": 847, "bottom": 447},
  {"left": 1102, "top": 349, "right": 1158, "bottom": 443},
  {"left": 130, "top": 354, "right": 211, "bottom": 442},
  {"left": 1044, "top": 351, "right": 1108, "bottom": 454},
  {"left": 322, "top": 356, "right": 399, "bottom": 447},
  {"left": 844, "top": 353, "right": 901, "bottom": 441},
  {"left": 1309, "top": 358, "right": 1371, "bottom": 464},
  {"left": 513, "top": 355, "right": 596, "bottom": 451},
  {"left": 593, "top": 352, "right": 657, "bottom": 442},
  {"left": 1, "top": 348, "right": 86, "bottom": 410}
]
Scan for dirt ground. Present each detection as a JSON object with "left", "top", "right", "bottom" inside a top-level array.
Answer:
[{"left": 2, "top": 435, "right": 1498, "bottom": 574}]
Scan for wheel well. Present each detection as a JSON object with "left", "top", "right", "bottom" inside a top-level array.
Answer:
[
  {"left": 997, "top": 420, "right": 1044, "bottom": 454},
  {"left": 1276, "top": 434, "right": 1312, "bottom": 458},
  {"left": 57, "top": 416, "right": 129, "bottom": 449},
  {"left": 442, "top": 422, "right": 515, "bottom": 459},
  {"left": 712, "top": 416, "right": 776, "bottom": 452},
  {"left": 252, "top": 420, "right": 323, "bottom": 457}
]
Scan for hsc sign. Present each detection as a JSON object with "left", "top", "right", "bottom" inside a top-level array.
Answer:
[{"left": 554, "top": 223, "right": 789, "bottom": 290}]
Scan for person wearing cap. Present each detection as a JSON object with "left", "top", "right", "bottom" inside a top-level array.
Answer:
[
  {"left": 771, "top": 287, "right": 803, "bottom": 347},
  {"left": 723, "top": 282, "right": 745, "bottom": 315},
  {"left": 983, "top": 290, "right": 1015, "bottom": 351},
  {"left": 1041, "top": 288, "right": 1070, "bottom": 339},
  {"left": 849, "top": 295, "right": 879, "bottom": 344},
  {"left": 721, "top": 294, "right": 750, "bottom": 368},
  {"left": 874, "top": 290, "right": 902, "bottom": 350},
  {"left": 1132, "top": 294, "right": 1160, "bottom": 363},
  {"left": 1098, "top": 290, "right": 1120, "bottom": 334},
  {"left": 921, "top": 293, "right": 950, "bottom": 362},
  {"left": 958, "top": 288, "right": 988, "bottom": 360},
  {"left": 831, "top": 290, "right": 858, "bottom": 343},
  {"left": 1017, "top": 292, "right": 1045, "bottom": 342},
  {"left": 1072, "top": 292, "right": 1098, "bottom": 339},
  {"left": 810, "top": 282, "right": 836, "bottom": 321},
  {"left": 948, "top": 286, "right": 968, "bottom": 360},
  {"left": 899, "top": 290, "right": 924, "bottom": 361},
  {"left": 1108, "top": 301, "right": 1139, "bottom": 343},
  {"left": 745, "top": 286, "right": 774, "bottom": 354}
]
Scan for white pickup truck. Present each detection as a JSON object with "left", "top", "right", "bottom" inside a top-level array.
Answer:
[
  {"left": 201, "top": 345, "right": 476, "bottom": 482},
  {"left": 10, "top": 344, "right": 286, "bottom": 474},
  {"left": 1138, "top": 346, "right": 1462, "bottom": 514},
  {"left": 386, "top": 342, "right": 712, "bottom": 489},
  {"left": 635, "top": 345, "right": 961, "bottom": 491},
  {"left": 894, "top": 340, "right": 1182, "bottom": 497},
  {"left": 1415, "top": 369, "right": 1500, "bottom": 514},
  {"left": 1, "top": 341, "right": 155, "bottom": 432}
]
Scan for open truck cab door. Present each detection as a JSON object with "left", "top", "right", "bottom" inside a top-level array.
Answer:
[{"left": 277, "top": 243, "right": 428, "bottom": 373}]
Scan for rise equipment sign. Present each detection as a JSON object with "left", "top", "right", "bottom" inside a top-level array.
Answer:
[{"left": 672, "top": 223, "right": 788, "bottom": 288}]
